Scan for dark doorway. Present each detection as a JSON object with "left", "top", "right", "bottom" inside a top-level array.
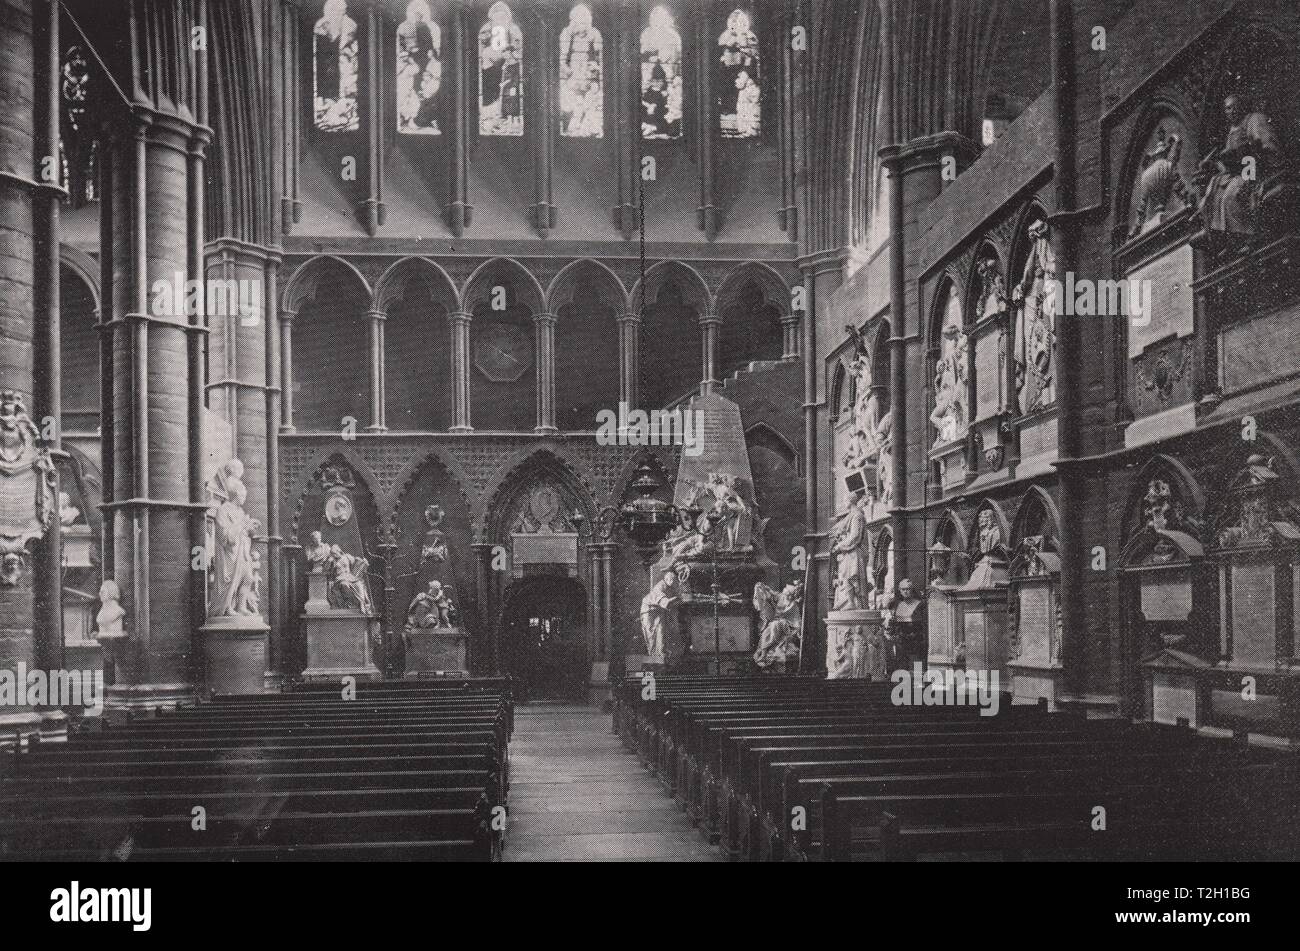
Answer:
[{"left": 500, "top": 576, "right": 588, "bottom": 702}]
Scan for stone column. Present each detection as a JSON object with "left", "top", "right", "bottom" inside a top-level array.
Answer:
[
  {"left": 366, "top": 308, "right": 386, "bottom": 432},
  {"left": 279, "top": 308, "right": 296, "bottom": 433},
  {"left": 599, "top": 543, "right": 614, "bottom": 664},
  {"left": 103, "top": 0, "right": 206, "bottom": 711},
  {"left": 878, "top": 131, "right": 977, "bottom": 584},
  {"left": 780, "top": 314, "right": 801, "bottom": 361},
  {"left": 0, "top": 0, "right": 60, "bottom": 741},
  {"left": 617, "top": 312, "right": 641, "bottom": 409},
  {"left": 450, "top": 311, "right": 473, "bottom": 432},
  {"left": 534, "top": 311, "right": 557, "bottom": 434},
  {"left": 587, "top": 542, "right": 602, "bottom": 659},
  {"left": 472, "top": 541, "right": 494, "bottom": 673},
  {"left": 700, "top": 314, "right": 720, "bottom": 396}
]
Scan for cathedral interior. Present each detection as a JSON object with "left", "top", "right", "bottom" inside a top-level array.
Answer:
[{"left": 2, "top": 0, "right": 1300, "bottom": 866}]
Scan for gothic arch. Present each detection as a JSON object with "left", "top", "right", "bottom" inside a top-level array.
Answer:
[
  {"left": 372, "top": 256, "right": 461, "bottom": 314},
  {"left": 967, "top": 498, "right": 1011, "bottom": 560},
  {"left": 746, "top": 421, "right": 799, "bottom": 475},
  {"left": 461, "top": 257, "right": 546, "bottom": 315},
  {"left": 288, "top": 446, "right": 386, "bottom": 543},
  {"left": 829, "top": 361, "right": 849, "bottom": 422},
  {"left": 546, "top": 258, "right": 629, "bottom": 315},
  {"left": 282, "top": 254, "right": 371, "bottom": 315},
  {"left": 1121, "top": 452, "right": 1207, "bottom": 548},
  {"left": 714, "top": 261, "right": 791, "bottom": 321},
  {"left": 1006, "top": 200, "right": 1050, "bottom": 293},
  {"left": 387, "top": 447, "right": 477, "bottom": 538},
  {"left": 965, "top": 241, "right": 1005, "bottom": 321},
  {"left": 1010, "top": 484, "right": 1061, "bottom": 547},
  {"left": 59, "top": 244, "right": 101, "bottom": 314},
  {"left": 478, "top": 446, "right": 601, "bottom": 540},
  {"left": 630, "top": 259, "right": 713, "bottom": 314},
  {"left": 1115, "top": 94, "right": 1201, "bottom": 232},
  {"left": 929, "top": 272, "right": 964, "bottom": 352}
]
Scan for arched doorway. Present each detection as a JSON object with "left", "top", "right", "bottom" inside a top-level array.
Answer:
[{"left": 500, "top": 576, "right": 588, "bottom": 701}]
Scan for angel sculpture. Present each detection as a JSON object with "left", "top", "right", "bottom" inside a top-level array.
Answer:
[{"left": 752, "top": 579, "right": 804, "bottom": 670}]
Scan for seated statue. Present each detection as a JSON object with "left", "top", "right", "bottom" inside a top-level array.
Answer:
[
  {"left": 327, "top": 544, "right": 373, "bottom": 614},
  {"left": 1195, "top": 94, "right": 1294, "bottom": 235}
]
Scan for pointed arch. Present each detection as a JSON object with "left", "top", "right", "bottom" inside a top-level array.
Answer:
[
  {"left": 288, "top": 447, "right": 385, "bottom": 544},
  {"left": 282, "top": 254, "right": 371, "bottom": 315},
  {"left": 461, "top": 256, "right": 546, "bottom": 314},
  {"left": 630, "top": 259, "right": 713, "bottom": 314},
  {"left": 714, "top": 261, "right": 791, "bottom": 319},
  {"left": 967, "top": 498, "right": 1011, "bottom": 561},
  {"left": 546, "top": 258, "right": 629, "bottom": 315},
  {"left": 478, "top": 446, "right": 601, "bottom": 542},
  {"left": 373, "top": 256, "right": 460, "bottom": 313},
  {"left": 1011, "top": 484, "right": 1061, "bottom": 547},
  {"left": 1121, "top": 452, "right": 1207, "bottom": 548}
]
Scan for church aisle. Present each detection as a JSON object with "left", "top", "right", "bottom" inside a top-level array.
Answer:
[{"left": 502, "top": 705, "right": 724, "bottom": 862}]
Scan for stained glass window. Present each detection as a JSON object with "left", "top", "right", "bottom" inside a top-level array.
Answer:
[
  {"left": 313, "top": 0, "right": 360, "bottom": 132},
  {"left": 479, "top": 1, "right": 524, "bottom": 136},
  {"left": 397, "top": 0, "right": 442, "bottom": 134},
  {"left": 718, "top": 9, "right": 760, "bottom": 138},
  {"left": 640, "top": 6, "right": 682, "bottom": 140},
  {"left": 559, "top": 4, "right": 603, "bottom": 138}
]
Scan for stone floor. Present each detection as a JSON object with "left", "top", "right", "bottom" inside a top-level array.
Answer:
[{"left": 502, "top": 704, "right": 724, "bottom": 862}]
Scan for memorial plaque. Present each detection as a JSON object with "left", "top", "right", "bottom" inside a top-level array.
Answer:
[
  {"left": 963, "top": 611, "right": 986, "bottom": 669},
  {"left": 1140, "top": 576, "right": 1192, "bottom": 621},
  {"left": 1221, "top": 303, "right": 1300, "bottom": 394},
  {"left": 512, "top": 533, "right": 578, "bottom": 571},
  {"left": 1231, "top": 562, "right": 1275, "bottom": 667},
  {"left": 1152, "top": 672, "right": 1198, "bottom": 726},
  {"left": 673, "top": 393, "right": 755, "bottom": 507},
  {"left": 928, "top": 591, "right": 951, "bottom": 659},
  {"left": 1127, "top": 243, "right": 1194, "bottom": 358},
  {"left": 689, "top": 613, "right": 751, "bottom": 653},
  {"left": 975, "top": 331, "right": 1002, "bottom": 420},
  {"left": 1017, "top": 584, "right": 1052, "bottom": 666}
]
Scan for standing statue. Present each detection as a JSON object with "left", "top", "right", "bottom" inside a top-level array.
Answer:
[
  {"left": 1195, "top": 94, "right": 1287, "bottom": 235},
  {"left": 829, "top": 492, "right": 871, "bottom": 611},
  {"left": 752, "top": 579, "right": 803, "bottom": 669},
  {"left": 976, "top": 508, "right": 1004, "bottom": 559},
  {"left": 209, "top": 459, "right": 261, "bottom": 618},
  {"left": 930, "top": 321, "right": 968, "bottom": 446},
  {"left": 1012, "top": 218, "right": 1057, "bottom": 412},
  {"left": 874, "top": 412, "right": 893, "bottom": 507},
  {"left": 639, "top": 570, "right": 679, "bottom": 658}
]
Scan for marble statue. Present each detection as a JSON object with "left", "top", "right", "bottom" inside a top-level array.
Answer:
[
  {"left": 0, "top": 390, "right": 56, "bottom": 586},
  {"left": 1131, "top": 127, "right": 1185, "bottom": 237},
  {"left": 404, "top": 579, "right": 456, "bottom": 638},
  {"left": 639, "top": 570, "right": 678, "bottom": 658},
  {"left": 59, "top": 490, "right": 81, "bottom": 526},
  {"left": 706, "top": 473, "right": 750, "bottom": 551},
  {"left": 977, "top": 508, "right": 1004, "bottom": 558},
  {"left": 874, "top": 412, "right": 893, "bottom": 507},
  {"left": 752, "top": 579, "right": 803, "bottom": 669},
  {"left": 94, "top": 579, "right": 126, "bottom": 639},
  {"left": 930, "top": 320, "right": 968, "bottom": 446},
  {"left": 209, "top": 459, "right": 261, "bottom": 618},
  {"left": 305, "top": 530, "right": 331, "bottom": 572},
  {"left": 1012, "top": 219, "right": 1057, "bottom": 412},
  {"left": 327, "top": 544, "right": 373, "bottom": 614},
  {"left": 1195, "top": 94, "right": 1287, "bottom": 235},
  {"left": 829, "top": 492, "right": 871, "bottom": 611}
]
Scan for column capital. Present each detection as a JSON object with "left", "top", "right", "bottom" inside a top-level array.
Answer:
[
  {"left": 698, "top": 313, "right": 722, "bottom": 328},
  {"left": 533, "top": 311, "right": 558, "bottom": 326},
  {"left": 617, "top": 312, "right": 642, "bottom": 326},
  {"left": 366, "top": 308, "right": 387, "bottom": 321},
  {"left": 450, "top": 310, "right": 474, "bottom": 325},
  {"left": 280, "top": 308, "right": 297, "bottom": 323}
]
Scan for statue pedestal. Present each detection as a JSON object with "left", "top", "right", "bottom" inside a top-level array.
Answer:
[
  {"left": 304, "top": 570, "right": 330, "bottom": 612},
  {"left": 302, "top": 608, "right": 381, "bottom": 682},
  {"left": 825, "top": 609, "right": 887, "bottom": 680},
  {"left": 404, "top": 626, "right": 468, "bottom": 677},
  {"left": 201, "top": 616, "right": 271, "bottom": 696}
]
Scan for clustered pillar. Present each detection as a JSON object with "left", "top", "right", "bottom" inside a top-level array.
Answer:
[{"left": 450, "top": 311, "right": 473, "bottom": 432}]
